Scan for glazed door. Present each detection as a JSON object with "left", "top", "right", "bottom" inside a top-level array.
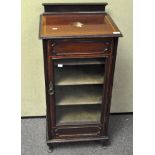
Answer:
[{"left": 51, "top": 57, "right": 108, "bottom": 126}]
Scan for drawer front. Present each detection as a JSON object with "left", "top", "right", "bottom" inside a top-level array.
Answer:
[
  {"left": 54, "top": 126, "right": 101, "bottom": 138},
  {"left": 49, "top": 39, "right": 113, "bottom": 56}
]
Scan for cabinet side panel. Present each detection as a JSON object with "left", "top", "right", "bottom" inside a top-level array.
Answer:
[
  {"left": 43, "top": 40, "right": 56, "bottom": 140},
  {"left": 48, "top": 57, "right": 56, "bottom": 135},
  {"left": 100, "top": 55, "right": 111, "bottom": 136},
  {"left": 104, "top": 37, "right": 119, "bottom": 136},
  {"left": 43, "top": 40, "right": 51, "bottom": 139}
]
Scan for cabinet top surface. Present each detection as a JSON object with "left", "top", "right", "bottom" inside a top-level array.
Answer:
[{"left": 39, "top": 13, "right": 122, "bottom": 39}]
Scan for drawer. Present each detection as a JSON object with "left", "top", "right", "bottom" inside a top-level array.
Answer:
[
  {"left": 49, "top": 39, "right": 113, "bottom": 56},
  {"left": 54, "top": 126, "right": 101, "bottom": 138}
]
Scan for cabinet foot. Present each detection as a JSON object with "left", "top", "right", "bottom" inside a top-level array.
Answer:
[
  {"left": 47, "top": 144, "right": 54, "bottom": 153},
  {"left": 101, "top": 139, "right": 110, "bottom": 147}
]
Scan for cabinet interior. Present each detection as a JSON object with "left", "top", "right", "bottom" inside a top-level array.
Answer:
[
  {"left": 53, "top": 58, "right": 105, "bottom": 125},
  {"left": 55, "top": 85, "right": 103, "bottom": 106},
  {"left": 54, "top": 58, "right": 105, "bottom": 85},
  {"left": 54, "top": 58, "right": 105, "bottom": 66},
  {"left": 56, "top": 104, "right": 101, "bottom": 124}
]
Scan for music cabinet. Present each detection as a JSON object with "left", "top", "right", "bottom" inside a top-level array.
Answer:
[{"left": 39, "top": 3, "right": 122, "bottom": 150}]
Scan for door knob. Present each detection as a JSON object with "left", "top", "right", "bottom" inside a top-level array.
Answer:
[
  {"left": 48, "top": 81, "right": 54, "bottom": 95},
  {"left": 104, "top": 48, "right": 108, "bottom": 52}
]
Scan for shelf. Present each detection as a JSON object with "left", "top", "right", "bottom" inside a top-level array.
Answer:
[
  {"left": 56, "top": 104, "right": 101, "bottom": 124},
  {"left": 54, "top": 58, "right": 105, "bottom": 66},
  {"left": 55, "top": 85, "right": 103, "bottom": 106},
  {"left": 55, "top": 65, "right": 104, "bottom": 85}
]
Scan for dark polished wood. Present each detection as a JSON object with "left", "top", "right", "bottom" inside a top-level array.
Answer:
[
  {"left": 39, "top": 3, "right": 122, "bottom": 149},
  {"left": 40, "top": 13, "right": 122, "bottom": 39},
  {"left": 49, "top": 39, "right": 112, "bottom": 56},
  {"left": 43, "top": 3, "right": 108, "bottom": 13}
]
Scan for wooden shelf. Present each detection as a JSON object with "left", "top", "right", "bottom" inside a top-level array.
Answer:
[
  {"left": 56, "top": 104, "right": 101, "bottom": 124},
  {"left": 54, "top": 58, "right": 105, "bottom": 66},
  {"left": 55, "top": 65, "right": 104, "bottom": 85},
  {"left": 55, "top": 85, "right": 103, "bottom": 106}
]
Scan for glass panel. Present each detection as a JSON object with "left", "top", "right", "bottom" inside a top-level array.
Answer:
[
  {"left": 56, "top": 104, "right": 101, "bottom": 124},
  {"left": 54, "top": 63, "right": 105, "bottom": 85},
  {"left": 53, "top": 58, "right": 105, "bottom": 125},
  {"left": 54, "top": 58, "right": 104, "bottom": 66},
  {"left": 55, "top": 85, "right": 103, "bottom": 106}
]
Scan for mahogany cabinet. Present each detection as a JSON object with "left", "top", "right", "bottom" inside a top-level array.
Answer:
[{"left": 39, "top": 3, "right": 122, "bottom": 150}]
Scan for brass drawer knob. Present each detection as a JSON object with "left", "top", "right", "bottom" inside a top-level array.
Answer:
[
  {"left": 104, "top": 48, "right": 108, "bottom": 52},
  {"left": 51, "top": 43, "right": 56, "bottom": 47}
]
